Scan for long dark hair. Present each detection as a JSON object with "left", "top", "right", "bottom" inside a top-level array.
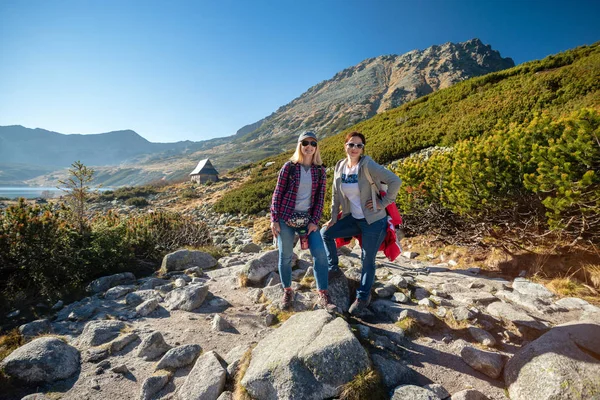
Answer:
[{"left": 345, "top": 131, "right": 366, "bottom": 145}]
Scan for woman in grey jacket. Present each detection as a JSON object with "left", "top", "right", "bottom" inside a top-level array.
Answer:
[{"left": 321, "top": 131, "right": 401, "bottom": 316}]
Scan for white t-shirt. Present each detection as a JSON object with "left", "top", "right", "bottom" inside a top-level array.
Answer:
[
  {"left": 294, "top": 165, "right": 312, "bottom": 212},
  {"left": 341, "top": 164, "right": 364, "bottom": 219}
]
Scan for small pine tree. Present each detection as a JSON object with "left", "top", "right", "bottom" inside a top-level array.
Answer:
[{"left": 58, "top": 161, "right": 97, "bottom": 233}]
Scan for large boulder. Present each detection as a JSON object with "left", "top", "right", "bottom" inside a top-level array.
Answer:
[
  {"left": 87, "top": 272, "right": 136, "bottom": 294},
  {"left": 161, "top": 249, "right": 217, "bottom": 273},
  {"left": 164, "top": 284, "right": 209, "bottom": 311},
  {"left": 241, "top": 310, "right": 370, "bottom": 399},
  {"left": 0, "top": 337, "right": 80, "bottom": 383},
  {"left": 504, "top": 320, "right": 600, "bottom": 400},
  {"left": 243, "top": 250, "right": 297, "bottom": 284},
  {"left": 179, "top": 351, "right": 227, "bottom": 400}
]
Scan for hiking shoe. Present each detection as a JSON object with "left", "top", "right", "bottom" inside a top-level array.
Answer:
[
  {"left": 328, "top": 268, "right": 344, "bottom": 280},
  {"left": 317, "top": 290, "right": 337, "bottom": 313},
  {"left": 282, "top": 288, "right": 293, "bottom": 309},
  {"left": 349, "top": 296, "right": 371, "bottom": 316}
]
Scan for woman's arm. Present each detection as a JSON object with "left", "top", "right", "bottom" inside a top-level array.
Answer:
[
  {"left": 270, "top": 162, "right": 290, "bottom": 223},
  {"left": 369, "top": 159, "right": 402, "bottom": 208},
  {"left": 329, "top": 160, "right": 342, "bottom": 224},
  {"left": 310, "top": 166, "right": 327, "bottom": 225}
]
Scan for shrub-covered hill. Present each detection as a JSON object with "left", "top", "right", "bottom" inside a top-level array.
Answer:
[{"left": 215, "top": 42, "right": 600, "bottom": 225}]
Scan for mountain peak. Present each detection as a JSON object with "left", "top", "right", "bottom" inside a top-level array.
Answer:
[{"left": 237, "top": 39, "right": 514, "bottom": 144}]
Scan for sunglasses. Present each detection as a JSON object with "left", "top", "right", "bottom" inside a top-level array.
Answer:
[
  {"left": 346, "top": 142, "right": 364, "bottom": 149},
  {"left": 301, "top": 140, "right": 318, "bottom": 147}
]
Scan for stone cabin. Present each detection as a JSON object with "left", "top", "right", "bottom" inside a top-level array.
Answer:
[{"left": 189, "top": 159, "right": 219, "bottom": 184}]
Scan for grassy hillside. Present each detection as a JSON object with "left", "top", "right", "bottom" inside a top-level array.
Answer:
[{"left": 215, "top": 43, "right": 599, "bottom": 218}]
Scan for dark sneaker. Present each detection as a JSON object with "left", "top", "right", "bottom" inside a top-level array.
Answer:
[
  {"left": 317, "top": 290, "right": 337, "bottom": 313},
  {"left": 328, "top": 268, "right": 344, "bottom": 280},
  {"left": 282, "top": 288, "right": 293, "bottom": 309},
  {"left": 348, "top": 296, "right": 370, "bottom": 316}
]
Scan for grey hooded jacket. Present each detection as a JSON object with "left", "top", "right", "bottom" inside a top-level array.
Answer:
[{"left": 330, "top": 155, "right": 402, "bottom": 225}]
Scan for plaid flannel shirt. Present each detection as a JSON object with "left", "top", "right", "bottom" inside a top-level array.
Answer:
[{"left": 270, "top": 161, "right": 327, "bottom": 225}]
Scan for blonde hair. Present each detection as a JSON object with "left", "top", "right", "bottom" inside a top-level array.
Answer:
[{"left": 290, "top": 141, "right": 323, "bottom": 165}]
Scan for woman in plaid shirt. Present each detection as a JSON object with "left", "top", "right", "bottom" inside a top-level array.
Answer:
[{"left": 270, "top": 131, "right": 335, "bottom": 311}]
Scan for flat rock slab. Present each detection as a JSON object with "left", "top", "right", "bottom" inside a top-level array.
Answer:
[
  {"left": 512, "top": 278, "right": 554, "bottom": 299},
  {"left": 494, "top": 290, "right": 554, "bottom": 314},
  {"left": 486, "top": 301, "right": 549, "bottom": 332},
  {"left": 78, "top": 320, "right": 126, "bottom": 347},
  {"left": 241, "top": 310, "right": 370, "bottom": 400},
  {"left": 451, "top": 292, "right": 498, "bottom": 306},
  {"left": 88, "top": 272, "right": 136, "bottom": 294}
]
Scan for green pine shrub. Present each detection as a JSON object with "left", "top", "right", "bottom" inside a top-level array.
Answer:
[
  {"left": 393, "top": 108, "right": 600, "bottom": 241},
  {"left": 0, "top": 202, "right": 212, "bottom": 313},
  {"left": 125, "top": 197, "right": 149, "bottom": 207}
]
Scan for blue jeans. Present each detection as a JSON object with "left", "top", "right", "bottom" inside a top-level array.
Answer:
[
  {"left": 278, "top": 219, "right": 329, "bottom": 290},
  {"left": 320, "top": 216, "right": 387, "bottom": 300}
]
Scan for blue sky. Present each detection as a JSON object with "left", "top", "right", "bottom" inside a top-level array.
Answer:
[{"left": 0, "top": 0, "right": 598, "bottom": 143}]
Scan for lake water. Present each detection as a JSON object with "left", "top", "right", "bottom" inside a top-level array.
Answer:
[{"left": 0, "top": 187, "right": 109, "bottom": 199}]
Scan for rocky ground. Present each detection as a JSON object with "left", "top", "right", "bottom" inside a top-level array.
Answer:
[
  {"left": 3, "top": 233, "right": 600, "bottom": 400},
  {"left": 2, "top": 192, "right": 600, "bottom": 400}
]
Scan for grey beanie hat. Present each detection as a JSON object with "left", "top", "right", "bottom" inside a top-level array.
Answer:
[{"left": 298, "top": 131, "right": 317, "bottom": 142}]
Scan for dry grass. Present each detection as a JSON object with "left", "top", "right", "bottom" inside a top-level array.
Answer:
[
  {"left": 233, "top": 347, "right": 254, "bottom": 400},
  {"left": 584, "top": 264, "right": 600, "bottom": 289},
  {"left": 269, "top": 307, "right": 295, "bottom": 325},
  {"left": 547, "top": 277, "right": 596, "bottom": 298},
  {"left": 0, "top": 329, "right": 23, "bottom": 362},
  {"left": 442, "top": 312, "right": 471, "bottom": 330},
  {"left": 339, "top": 368, "right": 387, "bottom": 400},
  {"left": 237, "top": 272, "right": 249, "bottom": 288},
  {"left": 395, "top": 316, "right": 419, "bottom": 336},
  {"left": 299, "top": 276, "right": 315, "bottom": 290}
]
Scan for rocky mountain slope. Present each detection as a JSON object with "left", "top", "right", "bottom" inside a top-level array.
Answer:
[
  {"left": 236, "top": 38, "right": 514, "bottom": 144},
  {"left": 7, "top": 38, "right": 514, "bottom": 187}
]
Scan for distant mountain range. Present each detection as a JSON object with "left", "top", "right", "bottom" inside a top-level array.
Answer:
[{"left": 1, "top": 38, "right": 514, "bottom": 187}]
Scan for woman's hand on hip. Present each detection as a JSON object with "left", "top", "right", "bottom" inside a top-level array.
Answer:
[
  {"left": 323, "top": 219, "right": 335, "bottom": 230},
  {"left": 365, "top": 199, "right": 383, "bottom": 211},
  {"left": 307, "top": 222, "right": 318, "bottom": 234},
  {"left": 271, "top": 221, "right": 280, "bottom": 238}
]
